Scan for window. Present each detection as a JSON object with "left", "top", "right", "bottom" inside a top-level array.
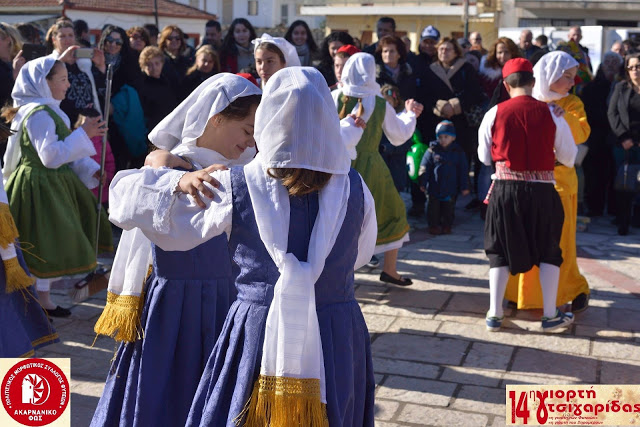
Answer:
[
  {"left": 248, "top": 0, "right": 258, "bottom": 15},
  {"left": 281, "top": 4, "right": 289, "bottom": 26},
  {"left": 518, "top": 18, "right": 585, "bottom": 27}
]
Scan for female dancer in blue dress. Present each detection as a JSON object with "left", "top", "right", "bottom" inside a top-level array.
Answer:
[
  {"left": 0, "top": 123, "right": 58, "bottom": 356},
  {"left": 91, "top": 74, "right": 261, "bottom": 427},
  {"left": 108, "top": 67, "right": 377, "bottom": 426}
]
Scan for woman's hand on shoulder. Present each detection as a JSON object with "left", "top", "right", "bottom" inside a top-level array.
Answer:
[
  {"left": 144, "top": 150, "right": 192, "bottom": 169},
  {"left": 176, "top": 164, "right": 228, "bottom": 209},
  {"left": 621, "top": 139, "right": 634, "bottom": 150},
  {"left": 81, "top": 116, "right": 107, "bottom": 139}
]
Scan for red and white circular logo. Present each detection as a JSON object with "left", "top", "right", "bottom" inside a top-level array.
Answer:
[{"left": 2, "top": 359, "right": 69, "bottom": 426}]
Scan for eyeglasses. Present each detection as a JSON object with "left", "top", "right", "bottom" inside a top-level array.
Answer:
[
  {"left": 167, "top": 36, "right": 182, "bottom": 41},
  {"left": 627, "top": 65, "right": 640, "bottom": 71},
  {"left": 105, "top": 37, "right": 123, "bottom": 46},
  {"left": 130, "top": 34, "right": 143, "bottom": 40}
]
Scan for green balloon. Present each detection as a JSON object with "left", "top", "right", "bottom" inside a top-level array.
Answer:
[{"left": 406, "top": 129, "right": 428, "bottom": 182}]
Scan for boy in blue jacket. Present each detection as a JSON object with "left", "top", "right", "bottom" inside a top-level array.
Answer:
[{"left": 419, "top": 120, "right": 470, "bottom": 235}]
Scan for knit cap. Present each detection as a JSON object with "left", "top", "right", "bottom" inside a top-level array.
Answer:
[{"left": 436, "top": 120, "right": 456, "bottom": 138}]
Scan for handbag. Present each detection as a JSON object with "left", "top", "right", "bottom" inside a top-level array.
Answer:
[{"left": 614, "top": 162, "right": 640, "bottom": 192}]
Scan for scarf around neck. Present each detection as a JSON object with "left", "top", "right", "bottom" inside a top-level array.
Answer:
[{"left": 296, "top": 43, "right": 311, "bottom": 66}]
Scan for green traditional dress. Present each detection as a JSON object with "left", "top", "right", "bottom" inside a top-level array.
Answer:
[
  {"left": 5, "top": 105, "right": 113, "bottom": 278},
  {"left": 337, "top": 94, "right": 410, "bottom": 250}
]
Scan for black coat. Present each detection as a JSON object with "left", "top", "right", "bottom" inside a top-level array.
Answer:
[
  {"left": 0, "top": 60, "right": 13, "bottom": 114},
  {"left": 608, "top": 81, "right": 640, "bottom": 145},
  {"left": 421, "top": 58, "right": 485, "bottom": 144},
  {"left": 375, "top": 61, "right": 417, "bottom": 102},
  {"left": 134, "top": 74, "right": 180, "bottom": 139},
  {"left": 582, "top": 75, "right": 615, "bottom": 148},
  {"left": 180, "top": 69, "right": 217, "bottom": 101}
]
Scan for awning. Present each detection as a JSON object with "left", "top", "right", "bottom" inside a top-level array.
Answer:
[{"left": 0, "top": 14, "right": 59, "bottom": 24}]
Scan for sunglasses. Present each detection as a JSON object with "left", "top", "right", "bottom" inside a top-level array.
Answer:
[
  {"left": 627, "top": 65, "right": 640, "bottom": 71},
  {"left": 168, "top": 36, "right": 182, "bottom": 42},
  {"left": 105, "top": 37, "right": 123, "bottom": 46},
  {"left": 130, "top": 34, "right": 143, "bottom": 40}
]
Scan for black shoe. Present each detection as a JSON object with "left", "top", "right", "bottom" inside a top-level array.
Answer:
[
  {"left": 44, "top": 306, "right": 71, "bottom": 318},
  {"left": 571, "top": 293, "right": 589, "bottom": 313},
  {"left": 380, "top": 272, "right": 413, "bottom": 286},
  {"left": 367, "top": 255, "right": 379, "bottom": 268},
  {"left": 618, "top": 226, "right": 629, "bottom": 236},
  {"left": 465, "top": 199, "right": 482, "bottom": 211}
]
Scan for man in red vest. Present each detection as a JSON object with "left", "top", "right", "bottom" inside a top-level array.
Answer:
[{"left": 478, "top": 58, "right": 578, "bottom": 333}]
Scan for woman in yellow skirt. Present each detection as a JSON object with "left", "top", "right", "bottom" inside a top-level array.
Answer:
[{"left": 505, "top": 51, "right": 591, "bottom": 313}]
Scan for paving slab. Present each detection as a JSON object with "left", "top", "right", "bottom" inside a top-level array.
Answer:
[{"left": 37, "top": 192, "right": 640, "bottom": 427}]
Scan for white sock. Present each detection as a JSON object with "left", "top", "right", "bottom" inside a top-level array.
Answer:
[
  {"left": 488, "top": 266, "right": 509, "bottom": 318},
  {"left": 35, "top": 278, "right": 51, "bottom": 292},
  {"left": 539, "top": 263, "right": 560, "bottom": 318}
]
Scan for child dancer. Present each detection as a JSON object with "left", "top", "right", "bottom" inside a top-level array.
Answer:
[
  {"left": 1, "top": 57, "right": 113, "bottom": 317},
  {"left": 335, "top": 52, "right": 423, "bottom": 285},
  {"left": 504, "top": 51, "right": 592, "bottom": 313},
  {"left": 478, "top": 58, "right": 577, "bottom": 332},
  {"left": 253, "top": 33, "right": 300, "bottom": 87},
  {"left": 91, "top": 74, "right": 262, "bottom": 427},
  {"left": 0, "top": 123, "right": 59, "bottom": 357},
  {"left": 108, "top": 67, "right": 377, "bottom": 426},
  {"left": 419, "top": 120, "right": 469, "bottom": 235}
]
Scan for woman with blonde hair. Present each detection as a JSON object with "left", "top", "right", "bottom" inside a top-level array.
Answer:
[
  {"left": 1, "top": 23, "right": 26, "bottom": 116},
  {"left": 181, "top": 44, "right": 219, "bottom": 99},
  {"left": 159, "top": 25, "right": 194, "bottom": 83},
  {"left": 136, "top": 46, "right": 179, "bottom": 133}
]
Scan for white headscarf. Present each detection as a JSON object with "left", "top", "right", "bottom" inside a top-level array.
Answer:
[
  {"left": 97, "top": 74, "right": 262, "bottom": 343},
  {"left": 533, "top": 51, "right": 579, "bottom": 103},
  {"left": 242, "top": 67, "right": 352, "bottom": 421},
  {"left": 254, "top": 66, "right": 350, "bottom": 174},
  {"left": 340, "top": 52, "right": 381, "bottom": 98},
  {"left": 3, "top": 57, "right": 67, "bottom": 182},
  {"left": 339, "top": 52, "right": 381, "bottom": 122},
  {"left": 148, "top": 72, "right": 262, "bottom": 161},
  {"left": 252, "top": 33, "right": 301, "bottom": 67}
]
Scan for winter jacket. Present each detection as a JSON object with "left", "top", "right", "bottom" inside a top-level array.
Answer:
[{"left": 418, "top": 140, "right": 469, "bottom": 198}]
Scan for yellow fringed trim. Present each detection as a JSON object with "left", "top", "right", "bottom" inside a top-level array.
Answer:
[
  {"left": 0, "top": 204, "right": 19, "bottom": 249},
  {"left": 4, "top": 256, "right": 35, "bottom": 293},
  {"left": 93, "top": 291, "right": 143, "bottom": 342},
  {"left": 94, "top": 265, "right": 151, "bottom": 343},
  {"left": 235, "top": 376, "right": 328, "bottom": 427}
]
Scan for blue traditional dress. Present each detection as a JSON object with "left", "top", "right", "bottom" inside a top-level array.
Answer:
[
  {"left": 90, "top": 234, "right": 236, "bottom": 426},
  {"left": 185, "top": 167, "right": 375, "bottom": 427},
  {"left": 0, "top": 246, "right": 58, "bottom": 357}
]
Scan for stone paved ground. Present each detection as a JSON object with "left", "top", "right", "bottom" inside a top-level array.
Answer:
[{"left": 37, "top": 196, "right": 640, "bottom": 426}]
